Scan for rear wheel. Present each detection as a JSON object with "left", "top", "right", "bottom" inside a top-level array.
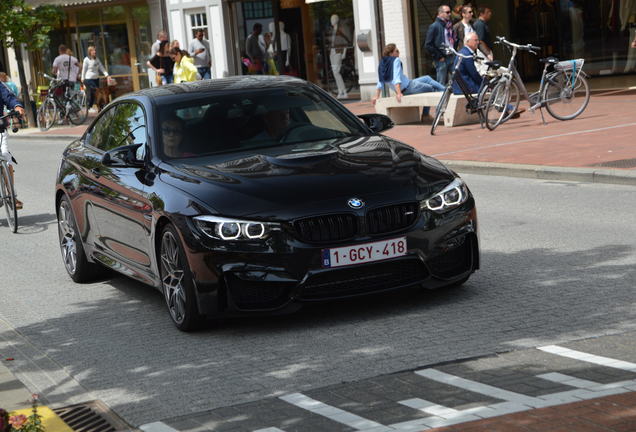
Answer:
[
  {"left": 57, "top": 195, "right": 106, "bottom": 282},
  {"left": 484, "top": 81, "right": 511, "bottom": 130},
  {"left": 159, "top": 224, "right": 203, "bottom": 331},
  {"left": 0, "top": 161, "right": 18, "bottom": 233},
  {"left": 37, "top": 98, "right": 56, "bottom": 131},
  {"left": 543, "top": 72, "right": 590, "bottom": 120},
  {"left": 430, "top": 87, "right": 452, "bottom": 135}
]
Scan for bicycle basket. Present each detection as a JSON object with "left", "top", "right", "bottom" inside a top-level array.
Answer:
[{"left": 555, "top": 59, "right": 584, "bottom": 72}]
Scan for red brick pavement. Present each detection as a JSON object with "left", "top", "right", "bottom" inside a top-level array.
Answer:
[
  {"left": 425, "top": 392, "right": 636, "bottom": 432},
  {"left": 345, "top": 89, "right": 636, "bottom": 170}
]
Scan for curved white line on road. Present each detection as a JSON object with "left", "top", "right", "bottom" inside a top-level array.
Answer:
[{"left": 431, "top": 122, "right": 636, "bottom": 158}]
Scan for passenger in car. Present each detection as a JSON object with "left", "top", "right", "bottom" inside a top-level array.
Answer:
[{"left": 161, "top": 115, "right": 186, "bottom": 157}]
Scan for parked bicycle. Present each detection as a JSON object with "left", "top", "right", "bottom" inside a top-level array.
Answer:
[
  {"left": 37, "top": 73, "right": 88, "bottom": 131},
  {"left": 0, "top": 110, "right": 22, "bottom": 233},
  {"left": 431, "top": 45, "right": 512, "bottom": 135},
  {"left": 484, "top": 36, "right": 590, "bottom": 131}
]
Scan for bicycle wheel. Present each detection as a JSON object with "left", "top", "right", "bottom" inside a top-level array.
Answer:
[
  {"left": 0, "top": 161, "right": 18, "bottom": 233},
  {"left": 501, "top": 80, "right": 521, "bottom": 122},
  {"left": 543, "top": 71, "right": 590, "bottom": 121},
  {"left": 430, "top": 87, "right": 452, "bottom": 136},
  {"left": 37, "top": 98, "right": 57, "bottom": 131},
  {"left": 68, "top": 90, "right": 88, "bottom": 125},
  {"left": 484, "top": 81, "right": 511, "bottom": 131}
]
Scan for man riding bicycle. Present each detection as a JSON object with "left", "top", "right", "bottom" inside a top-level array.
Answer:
[{"left": 0, "top": 79, "right": 26, "bottom": 209}]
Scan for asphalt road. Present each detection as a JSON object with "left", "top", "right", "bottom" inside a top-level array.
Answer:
[{"left": 0, "top": 138, "right": 635, "bottom": 427}]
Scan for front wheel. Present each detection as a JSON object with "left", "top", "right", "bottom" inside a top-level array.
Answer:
[
  {"left": 430, "top": 87, "right": 452, "bottom": 135},
  {"left": 484, "top": 81, "right": 511, "bottom": 131},
  {"left": 543, "top": 72, "right": 590, "bottom": 121},
  {"left": 37, "top": 98, "right": 56, "bottom": 131},
  {"left": 68, "top": 90, "right": 88, "bottom": 125},
  {"left": 0, "top": 161, "right": 18, "bottom": 233},
  {"left": 159, "top": 224, "right": 203, "bottom": 331}
]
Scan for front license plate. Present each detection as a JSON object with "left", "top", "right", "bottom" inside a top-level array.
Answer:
[{"left": 322, "top": 237, "right": 407, "bottom": 268}]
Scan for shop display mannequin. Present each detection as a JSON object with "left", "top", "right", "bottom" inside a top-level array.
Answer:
[
  {"left": 270, "top": 21, "right": 292, "bottom": 73},
  {"left": 329, "top": 14, "right": 350, "bottom": 99}
]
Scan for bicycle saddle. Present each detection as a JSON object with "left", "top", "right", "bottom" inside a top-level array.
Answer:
[
  {"left": 539, "top": 57, "right": 559, "bottom": 64},
  {"left": 485, "top": 61, "right": 502, "bottom": 69}
]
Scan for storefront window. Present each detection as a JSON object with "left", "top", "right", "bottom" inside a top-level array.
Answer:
[{"left": 308, "top": 0, "right": 358, "bottom": 98}]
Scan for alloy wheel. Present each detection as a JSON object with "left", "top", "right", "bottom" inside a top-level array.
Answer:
[
  {"left": 160, "top": 231, "right": 187, "bottom": 325},
  {"left": 58, "top": 200, "right": 77, "bottom": 274}
]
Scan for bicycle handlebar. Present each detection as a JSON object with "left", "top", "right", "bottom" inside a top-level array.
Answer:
[
  {"left": 495, "top": 36, "right": 540, "bottom": 54},
  {"left": 0, "top": 110, "right": 21, "bottom": 134},
  {"left": 442, "top": 45, "right": 474, "bottom": 59}
]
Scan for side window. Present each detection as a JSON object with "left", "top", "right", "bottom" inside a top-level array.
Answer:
[
  {"left": 108, "top": 103, "right": 147, "bottom": 153},
  {"left": 86, "top": 107, "right": 116, "bottom": 150}
]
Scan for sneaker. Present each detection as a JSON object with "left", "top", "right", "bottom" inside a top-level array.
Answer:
[
  {"left": 15, "top": 200, "right": 23, "bottom": 210},
  {"left": 510, "top": 107, "right": 526, "bottom": 119}
]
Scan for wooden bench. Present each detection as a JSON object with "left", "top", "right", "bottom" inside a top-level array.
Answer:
[{"left": 374, "top": 92, "right": 480, "bottom": 127}]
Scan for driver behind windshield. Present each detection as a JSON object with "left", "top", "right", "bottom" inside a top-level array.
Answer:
[
  {"left": 161, "top": 115, "right": 185, "bottom": 157},
  {"left": 263, "top": 108, "right": 291, "bottom": 140}
]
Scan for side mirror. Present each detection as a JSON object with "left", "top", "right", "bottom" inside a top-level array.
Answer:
[
  {"left": 102, "top": 143, "right": 145, "bottom": 168},
  {"left": 358, "top": 113, "right": 394, "bottom": 133}
]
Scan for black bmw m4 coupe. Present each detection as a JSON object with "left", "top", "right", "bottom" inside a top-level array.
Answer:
[{"left": 55, "top": 76, "right": 479, "bottom": 331}]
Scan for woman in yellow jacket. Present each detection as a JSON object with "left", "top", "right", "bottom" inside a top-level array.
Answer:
[{"left": 170, "top": 49, "right": 199, "bottom": 83}]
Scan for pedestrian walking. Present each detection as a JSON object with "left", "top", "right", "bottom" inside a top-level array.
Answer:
[
  {"left": 425, "top": 5, "right": 456, "bottom": 85},
  {"left": 81, "top": 46, "right": 109, "bottom": 112},
  {"left": 170, "top": 49, "right": 199, "bottom": 83},
  {"left": 52, "top": 45, "right": 80, "bottom": 84},
  {"left": 246, "top": 23, "right": 265, "bottom": 74},
  {"left": 372, "top": 43, "right": 445, "bottom": 120},
  {"left": 473, "top": 6, "right": 494, "bottom": 61},
  {"left": 147, "top": 41, "right": 174, "bottom": 86},
  {"left": 188, "top": 30, "right": 211, "bottom": 80}
]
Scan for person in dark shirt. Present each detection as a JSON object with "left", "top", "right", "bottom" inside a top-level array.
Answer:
[
  {"left": 472, "top": 6, "right": 493, "bottom": 61},
  {"left": 146, "top": 41, "right": 174, "bottom": 86}
]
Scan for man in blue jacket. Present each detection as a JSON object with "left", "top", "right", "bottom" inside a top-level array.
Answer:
[
  {"left": 0, "top": 78, "right": 25, "bottom": 209},
  {"left": 453, "top": 33, "right": 523, "bottom": 118},
  {"left": 425, "top": 5, "right": 456, "bottom": 85}
]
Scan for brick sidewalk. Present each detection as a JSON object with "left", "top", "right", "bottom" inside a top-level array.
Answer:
[
  {"left": 427, "top": 392, "right": 636, "bottom": 432},
  {"left": 344, "top": 89, "right": 636, "bottom": 170}
]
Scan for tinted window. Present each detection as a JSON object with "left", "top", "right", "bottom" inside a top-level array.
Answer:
[
  {"left": 87, "top": 107, "right": 116, "bottom": 150},
  {"left": 157, "top": 87, "right": 368, "bottom": 159}
]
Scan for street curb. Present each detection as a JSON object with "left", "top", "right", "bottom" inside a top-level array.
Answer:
[
  {"left": 12, "top": 134, "right": 78, "bottom": 141},
  {"left": 442, "top": 160, "right": 636, "bottom": 186}
]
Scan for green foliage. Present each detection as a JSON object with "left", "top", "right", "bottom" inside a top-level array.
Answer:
[{"left": 0, "top": 0, "right": 64, "bottom": 50}]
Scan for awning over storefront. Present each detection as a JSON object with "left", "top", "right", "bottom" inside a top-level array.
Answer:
[{"left": 25, "top": 0, "right": 114, "bottom": 7}]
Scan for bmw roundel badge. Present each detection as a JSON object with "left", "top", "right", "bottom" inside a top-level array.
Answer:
[{"left": 347, "top": 198, "right": 364, "bottom": 209}]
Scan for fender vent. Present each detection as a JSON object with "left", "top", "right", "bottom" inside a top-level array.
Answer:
[{"left": 53, "top": 400, "right": 131, "bottom": 432}]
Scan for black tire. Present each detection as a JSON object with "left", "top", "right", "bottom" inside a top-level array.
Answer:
[
  {"left": 159, "top": 224, "right": 203, "bottom": 331},
  {"left": 68, "top": 90, "right": 89, "bottom": 125},
  {"left": 0, "top": 161, "right": 18, "bottom": 233},
  {"left": 57, "top": 195, "right": 106, "bottom": 282},
  {"left": 484, "top": 81, "right": 511, "bottom": 131},
  {"left": 37, "top": 98, "right": 56, "bottom": 131},
  {"left": 430, "top": 87, "right": 452, "bottom": 135},
  {"left": 543, "top": 72, "right": 590, "bottom": 121}
]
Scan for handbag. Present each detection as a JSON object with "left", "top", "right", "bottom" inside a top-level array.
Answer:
[{"left": 155, "top": 72, "right": 163, "bottom": 86}]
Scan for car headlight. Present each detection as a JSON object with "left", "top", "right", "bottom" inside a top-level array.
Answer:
[
  {"left": 193, "top": 216, "right": 278, "bottom": 240},
  {"left": 420, "top": 178, "right": 469, "bottom": 212}
]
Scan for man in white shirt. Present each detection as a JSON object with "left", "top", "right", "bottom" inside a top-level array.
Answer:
[
  {"left": 188, "top": 30, "right": 211, "bottom": 79},
  {"left": 52, "top": 45, "right": 80, "bottom": 83}
]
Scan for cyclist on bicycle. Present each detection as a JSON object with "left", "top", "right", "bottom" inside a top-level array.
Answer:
[{"left": 0, "top": 81, "right": 25, "bottom": 209}]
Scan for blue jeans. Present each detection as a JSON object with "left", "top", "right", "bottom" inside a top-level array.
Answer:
[
  {"left": 434, "top": 57, "right": 454, "bottom": 86},
  {"left": 84, "top": 78, "right": 100, "bottom": 108},
  {"left": 197, "top": 67, "right": 211, "bottom": 80},
  {"left": 403, "top": 75, "right": 445, "bottom": 116}
]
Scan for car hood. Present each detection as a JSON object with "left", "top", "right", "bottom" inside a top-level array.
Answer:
[{"left": 159, "top": 135, "right": 455, "bottom": 218}]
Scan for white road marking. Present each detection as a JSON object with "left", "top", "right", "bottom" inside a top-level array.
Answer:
[
  {"left": 279, "top": 393, "right": 389, "bottom": 431},
  {"left": 431, "top": 122, "right": 636, "bottom": 157},
  {"left": 538, "top": 345, "right": 636, "bottom": 372},
  {"left": 253, "top": 428, "right": 287, "bottom": 432},
  {"left": 139, "top": 422, "right": 179, "bottom": 432}
]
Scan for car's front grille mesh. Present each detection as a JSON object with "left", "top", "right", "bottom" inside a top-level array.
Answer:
[
  {"left": 293, "top": 203, "right": 419, "bottom": 243},
  {"left": 294, "top": 214, "right": 357, "bottom": 243},
  {"left": 367, "top": 203, "right": 419, "bottom": 235}
]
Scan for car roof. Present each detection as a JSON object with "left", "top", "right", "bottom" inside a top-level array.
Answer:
[{"left": 128, "top": 75, "right": 311, "bottom": 105}]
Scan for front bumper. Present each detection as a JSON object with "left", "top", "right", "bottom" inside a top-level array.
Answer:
[{"left": 181, "top": 202, "right": 479, "bottom": 317}]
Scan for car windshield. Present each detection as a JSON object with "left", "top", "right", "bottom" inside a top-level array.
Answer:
[{"left": 157, "top": 87, "right": 368, "bottom": 159}]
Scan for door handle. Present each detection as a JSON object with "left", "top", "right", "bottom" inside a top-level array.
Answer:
[{"left": 91, "top": 168, "right": 101, "bottom": 178}]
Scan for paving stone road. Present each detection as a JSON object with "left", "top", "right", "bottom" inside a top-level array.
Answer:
[{"left": 0, "top": 139, "right": 634, "bottom": 428}]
